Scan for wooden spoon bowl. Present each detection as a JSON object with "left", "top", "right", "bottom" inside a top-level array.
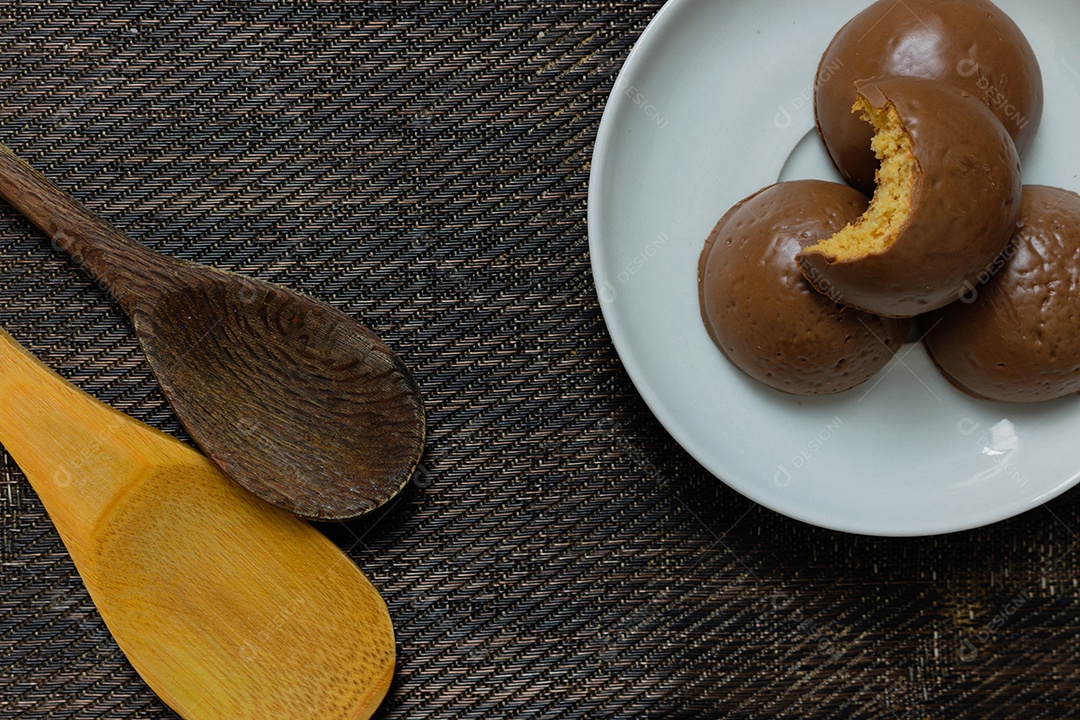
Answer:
[{"left": 135, "top": 270, "right": 424, "bottom": 518}]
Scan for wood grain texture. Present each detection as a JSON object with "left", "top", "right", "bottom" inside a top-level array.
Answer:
[
  {"left": 0, "top": 143, "right": 425, "bottom": 520},
  {"left": 0, "top": 327, "right": 395, "bottom": 719}
]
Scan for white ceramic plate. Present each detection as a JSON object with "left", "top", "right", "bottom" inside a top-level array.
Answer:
[{"left": 588, "top": 0, "right": 1080, "bottom": 536}]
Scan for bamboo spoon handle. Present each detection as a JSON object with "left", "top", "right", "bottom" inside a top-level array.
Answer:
[
  {"left": 0, "top": 145, "right": 171, "bottom": 311},
  {"left": 0, "top": 327, "right": 175, "bottom": 548}
]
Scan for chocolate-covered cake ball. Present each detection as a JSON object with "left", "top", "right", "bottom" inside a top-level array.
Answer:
[
  {"left": 924, "top": 186, "right": 1080, "bottom": 403},
  {"left": 816, "top": 0, "right": 1042, "bottom": 195},
  {"left": 699, "top": 181, "right": 910, "bottom": 396},
  {"left": 798, "top": 77, "right": 1021, "bottom": 318}
]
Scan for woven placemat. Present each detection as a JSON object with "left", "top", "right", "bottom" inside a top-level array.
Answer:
[{"left": 2, "top": 2, "right": 1079, "bottom": 718}]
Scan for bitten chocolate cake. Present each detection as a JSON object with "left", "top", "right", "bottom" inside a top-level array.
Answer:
[{"left": 798, "top": 77, "right": 1022, "bottom": 318}]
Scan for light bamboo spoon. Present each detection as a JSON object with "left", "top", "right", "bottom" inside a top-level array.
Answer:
[
  {"left": 0, "top": 144, "right": 425, "bottom": 520},
  {"left": 0, "top": 327, "right": 395, "bottom": 718}
]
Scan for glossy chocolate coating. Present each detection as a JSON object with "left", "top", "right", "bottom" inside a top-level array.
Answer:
[
  {"left": 816, "top": 0, "right": 1042, "bottom": 195},
  {"left": 699, "top": 181, "right": 910, "bottom": 396},
  {"left": 798, "top": 77, "right": 1022, "bottom": 318},
  {"left": 924, "top": 186, "right": 1080, "bottom": 403}
]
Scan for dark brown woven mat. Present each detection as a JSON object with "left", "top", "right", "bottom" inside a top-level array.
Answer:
[{"left": 2, "top": 2, "right": 1079, "bottom": 718}]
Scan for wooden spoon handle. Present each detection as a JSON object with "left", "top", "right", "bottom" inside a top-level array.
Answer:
[{"left": 0, "top": 145, "right": 172, "bottom": 311}]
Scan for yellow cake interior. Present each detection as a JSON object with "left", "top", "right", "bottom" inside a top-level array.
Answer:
[{"left": 805, "top": 98, "right": 917, "bottom": 259}]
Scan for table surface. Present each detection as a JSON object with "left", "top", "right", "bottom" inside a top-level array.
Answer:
[{"left": 1, "top": 2, "right": 1078, "bottom": 718}]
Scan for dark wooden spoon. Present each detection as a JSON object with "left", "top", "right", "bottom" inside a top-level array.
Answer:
[{"left": 0, "top": 144, "right": 425, "bottom": 521}]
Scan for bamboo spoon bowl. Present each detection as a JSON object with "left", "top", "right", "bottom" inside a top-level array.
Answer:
[
  {"left": 0, "top": 144, "right": 425, "bottom": 520},
  {"left": 0, "top": 326, "right": 395, "bottom": 718}
]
